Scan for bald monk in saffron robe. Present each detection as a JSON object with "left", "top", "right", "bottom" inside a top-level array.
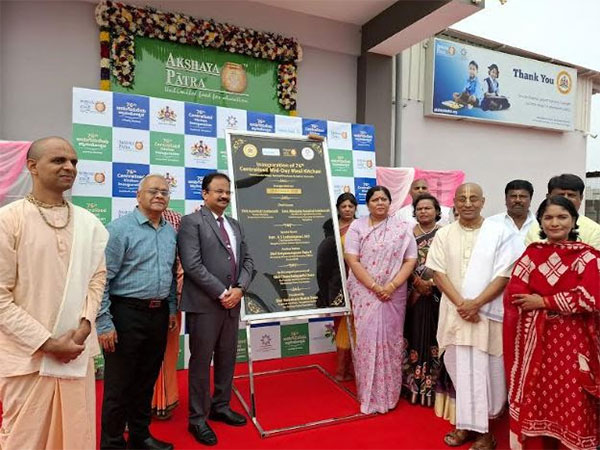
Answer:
[{"left": 0, "top": 137, "right": 108, "bottom": 450}]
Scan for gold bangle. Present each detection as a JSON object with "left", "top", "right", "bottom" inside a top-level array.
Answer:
[
  {"left": 390, "top": 281, "right": 397, "bottom": 290},
  {"left": 370, "top": 281, "right": 376, "bottom": 289}
]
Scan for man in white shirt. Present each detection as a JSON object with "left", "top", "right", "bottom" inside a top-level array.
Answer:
[
  {"left": 397, "top": 178, "right": 452, "bottom": 226},
  {"left": 487, "top": 180, "right": 535, "bottom": 248}
]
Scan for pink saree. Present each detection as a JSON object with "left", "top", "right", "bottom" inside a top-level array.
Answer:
[{"left": 345, "top": 215, "right": 417, "bottom": 414}]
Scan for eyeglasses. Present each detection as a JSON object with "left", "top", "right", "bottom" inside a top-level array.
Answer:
[
  {"left": 143, "top": 189, "right": 171, "bottom": 197},
  {"left": 206, "top": 189, "right": 232, "bottom": 196}
]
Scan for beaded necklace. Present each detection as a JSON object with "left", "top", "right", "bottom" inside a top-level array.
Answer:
[{"left": 26, "top": 194, "right": 71, "bottom": 230}]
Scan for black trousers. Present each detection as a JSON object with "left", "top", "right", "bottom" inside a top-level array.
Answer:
[
  {"left": 100, "top": 299, "right": 169, "bottom": 449},
  {"left": 186, "top": 310, "right": 239, "bottom": 425}
]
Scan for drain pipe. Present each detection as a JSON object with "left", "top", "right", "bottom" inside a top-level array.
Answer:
[{"left": 392, "top": 53, "right": 403, "bottom": 167}]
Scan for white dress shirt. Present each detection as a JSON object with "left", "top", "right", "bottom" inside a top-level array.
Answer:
[{"left": 487, "top": 210, "right": 534, "bottom": 256}]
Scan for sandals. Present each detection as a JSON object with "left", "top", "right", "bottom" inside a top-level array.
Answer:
[
  {"left": 444, "top": 429, "right": 475, "bottom": 447},
  {"left": 470, "top": 433, "right": 497, "bottom": 450}
]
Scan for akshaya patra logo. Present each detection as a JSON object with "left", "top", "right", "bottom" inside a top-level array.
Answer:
[
  {"left": 243, "top": 144, "right": 258, "bottom": 158},
  {"left": 94, "top": 172, "right": 106, "bottom": 184},
  {"left": 556, "top": 70, "right": 572, "bottom": 95}
]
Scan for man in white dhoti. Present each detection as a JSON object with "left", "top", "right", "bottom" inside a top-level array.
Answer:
[
  {"left": 426, "top": 183, "right": 521, "bottom": 450},
  {"left": 0, "top": 137, "right": 108, "bottom": 450},
  {"left": 397, "top": 178, "right": 452, "bottom": 226}
]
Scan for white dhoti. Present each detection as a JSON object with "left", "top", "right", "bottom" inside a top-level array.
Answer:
[
  {"left": 0, "top": 360, "right": 96, "bottom": 450},
  {"left": 444, "top": 345, "right": 506, "bottom": 433}
]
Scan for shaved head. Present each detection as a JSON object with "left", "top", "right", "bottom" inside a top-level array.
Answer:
[
  {"left": 454, "top": 183, "right": 485, "bottom": 224},
  {"left": 410, "top": 178, "right": 429, "bottom": 199},
  {"left": 412, "top": 178, "right": 428, "bottom": 188},
  {"left": 26, "top": 136, "right": 78, "bottom": 200},
  {"left": 27, "top": 136, "right": 73, "bottom": 160},
  {"left": 454, "top": 183, "right": 483, "bottom": 199}
]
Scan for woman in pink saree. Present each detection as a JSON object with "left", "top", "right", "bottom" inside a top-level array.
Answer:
[{"left": 345, "top": 185, "right": 417, "bottom": 414}]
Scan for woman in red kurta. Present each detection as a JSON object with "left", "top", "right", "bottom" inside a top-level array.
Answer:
[{"left": 504, "top": 196, "right": 600, "bottom": 450}]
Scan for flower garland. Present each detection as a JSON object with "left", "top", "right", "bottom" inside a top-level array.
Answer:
[{"left": 96, "top": 1, "right": 301, "bottom": 111}]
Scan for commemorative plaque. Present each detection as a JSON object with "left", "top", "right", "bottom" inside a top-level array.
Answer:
[{"left": 226, "top": 131, "right": 350, "bottom": 321}]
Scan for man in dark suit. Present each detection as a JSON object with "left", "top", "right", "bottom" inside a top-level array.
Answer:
[{"left": 178, "top": 172, "right": 254, "bottom": 446}]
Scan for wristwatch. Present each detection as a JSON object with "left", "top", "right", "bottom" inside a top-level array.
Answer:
[{"left": 234, "top": 284, "right": 246, "bottom": 294}]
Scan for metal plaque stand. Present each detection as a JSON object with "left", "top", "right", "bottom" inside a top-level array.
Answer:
[{"left": 232, "top": 314, "right": 370, "bottom": 438}]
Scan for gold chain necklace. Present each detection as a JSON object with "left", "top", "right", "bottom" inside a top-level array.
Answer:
[{"left": 26, "top": 194, "right": 71, "bottom": 230}]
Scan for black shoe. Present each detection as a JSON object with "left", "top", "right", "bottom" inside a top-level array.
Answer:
[
  {"left": 188, "top": 423, "right": 218, "bottom": 446},
  {"left": 128, "top": 435, "right": 174, "bottom": 450},
  {"left": 208, "top": 408, "right": 247, "bottom": 426}
]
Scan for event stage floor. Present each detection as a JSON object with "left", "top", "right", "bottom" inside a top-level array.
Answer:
[{"left": 93, "top": 352, "right": 510, "bottom": 449}]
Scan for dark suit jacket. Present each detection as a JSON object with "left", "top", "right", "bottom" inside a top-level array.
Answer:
[{"left": 178, "top": 206, "right": 254, "bottom": 315}]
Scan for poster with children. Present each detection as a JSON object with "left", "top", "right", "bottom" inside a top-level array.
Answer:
[{"left": 425, "top": 38, "right": 577, "bottom": 131}]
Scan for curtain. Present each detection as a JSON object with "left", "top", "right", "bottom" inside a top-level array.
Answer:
[
  {"left": 0, "top": 141, "right": 31, "bottom": 206},
  {"left": 376, "top": 166, "right": 465, "bottom": 215}
]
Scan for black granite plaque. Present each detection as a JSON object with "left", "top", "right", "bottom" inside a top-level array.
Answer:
[{"left": 228, "top": 133, "right": 347, "bottom": 319}]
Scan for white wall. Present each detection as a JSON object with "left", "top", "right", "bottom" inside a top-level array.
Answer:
[
  {"left": 586, "top": 94, "right": 600, "bottom": 171},
  {"left": 0, "top": 1, "right": 358, "bottom": 141},
  {"left": 400, "top": 99, "right": 588, "bottom": 216}
]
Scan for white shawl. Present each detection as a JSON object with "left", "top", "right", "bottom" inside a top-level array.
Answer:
[
  {"left": 39, "top": 205, "right": 108, "bottom": 379},
  {"left": 461, "top": 219, "right": 522, "bottom": 322}
]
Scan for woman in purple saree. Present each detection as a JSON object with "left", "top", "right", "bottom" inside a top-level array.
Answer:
[{"left": 344, "top": 185, "right": 417, "bottom": 414}]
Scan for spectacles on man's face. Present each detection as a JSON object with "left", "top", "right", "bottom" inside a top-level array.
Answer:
[
  {"left": 143, "top": 188, "right": 171, "bottom": 197},
  {"left": 207, "top": 189, "right": 232, "bottom": 196}
]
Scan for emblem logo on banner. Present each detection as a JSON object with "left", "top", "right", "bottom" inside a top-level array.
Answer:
[
  {"left": 556, "top": 70, "right": 573, "bottom": 95},
  {"left": 243, "top": 144, "right": 258, "bottom": 158}
]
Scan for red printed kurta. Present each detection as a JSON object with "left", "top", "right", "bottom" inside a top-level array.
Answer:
[{"left": 504, "top": 242, "right": 600, "bottom": 450}]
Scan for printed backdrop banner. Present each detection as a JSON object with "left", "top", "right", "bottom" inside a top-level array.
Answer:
[
  {"left": 425, "top": 37, "right": 577, "bottom": 131},
  {"left": 71, "top": 87, "right": 375, "bottom": 368},
  {"left": 112, "top": 37, "right": 285, "bottom": 115}
]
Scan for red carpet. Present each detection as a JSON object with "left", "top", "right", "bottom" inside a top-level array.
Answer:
[{"left": 94, "top": 353, "right": 510, "bottom": 449}]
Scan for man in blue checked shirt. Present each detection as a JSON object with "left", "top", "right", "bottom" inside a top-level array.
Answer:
[{"left": 97, "top": 174, "right": 177, "bottom": 450}]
